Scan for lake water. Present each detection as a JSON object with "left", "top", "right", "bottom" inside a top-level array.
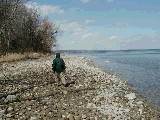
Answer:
[{"left": 61, "top": 49, "right": 160, "bottom": 107}]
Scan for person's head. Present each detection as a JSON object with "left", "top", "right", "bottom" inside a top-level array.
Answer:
[{"left": 56, "top": 53, "right": 60, "bottom": 58}]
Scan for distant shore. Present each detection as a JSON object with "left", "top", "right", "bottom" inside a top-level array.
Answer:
[{"left": 0, "top": 55, "right": 159, "bottom": 119}]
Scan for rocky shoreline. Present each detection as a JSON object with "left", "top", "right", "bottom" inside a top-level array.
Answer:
[{"left": 0, "top": 55, "right": 160, "bottom": 120}]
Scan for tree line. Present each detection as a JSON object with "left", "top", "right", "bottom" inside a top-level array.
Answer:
[{"left": 0, "top": 0, "right": 60, "bottom": 55}]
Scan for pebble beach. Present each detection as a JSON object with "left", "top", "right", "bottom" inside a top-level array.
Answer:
[{"left": 0, "top": 55, "right": 160, "bottom": 120}]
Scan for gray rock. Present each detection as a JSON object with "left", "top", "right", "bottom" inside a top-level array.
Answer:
[
  {"left": 124, "top": 109, "right": 130, "bottom": 112},
  {"left": 90, "top": 117, "right": 94, "bottom": 120},
  {"left": 6, "top": 113, "right": 12, "bottom": 118},
  {"left": 139, "top": 109, "right": 143, "bottom": 115},
  {"left": 125, "top": 93, "right": 136, "bottom": 100},
  {"left": 7, "top": 107, "right": 13, "bottom": 112},
  {"left": 30, "top": 116, "right": 36, "bottom": 120},
  {"left": 1, "top": 97, "right": 5, "bottom": 102},
  {"left": 62, "top": 115, "right": 66, "bottom": 118},
  {"left": 136, "top": 101, "right": 143, "bottom": 105},
  {"left": 82, "top": 114, "right": 87, "bottom": 119},
  {"left": 0, "top": 109, "right": 5, "bottom": 115},
  {"left": 63, "top": 91, "right": 68, "bottom": 95},
  {"left": 67, "top": 114, "right": 75, "bottom": 120},
  {"left": 75, "top": 115, "right": 81, "bottom": 120},
  {"left": 27, "top": 108, "right": 31, "bottom": 111},
  {"left": 6, "top": 95, "right": 17, "bottom": 102}
]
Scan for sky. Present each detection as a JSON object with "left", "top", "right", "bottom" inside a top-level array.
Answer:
[{"left": 25, "top": 0, "right": 160, "bottom": 50}]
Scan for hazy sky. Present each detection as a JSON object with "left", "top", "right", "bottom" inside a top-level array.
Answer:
[{"left": 26, "top": 0, "right": 160, "bottom": 50}]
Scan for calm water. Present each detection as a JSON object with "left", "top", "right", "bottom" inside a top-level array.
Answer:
[{"left": 61, "top": 49, "right": 160, "bottom": 107}]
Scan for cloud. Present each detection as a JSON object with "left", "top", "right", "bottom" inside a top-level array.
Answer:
[
  {"left": 106, "top": 21, "right": 128, "bottom": 28},
  {"left": 55, "top": 20, "right": 83, "bottom": 33},
  {"left": 25, "top": 2, "right": 64, "bottom": 16},
  {"left": 81, "top": 32, "right": 100, "bottom": 41},
  {"left": 72, "top": 32, "right": 82, "bottom": 35},
  {"left": 84, "top": 20, "right": 96, "bottom": 24},
  {"left": 121, "top": 33, "right": 160, "bottom": 49},
  {"left": 80, "top": 0, "right": 92, "bottom": 3},
  {"left": 56, "top": 20, "right": 103, "bottom": 50},
  {"left": 57, "top": 19, "right": 158, "bottom": 50},
  {"left": 109, "top": 36, "right": 117, "bottom": 40},
  {"left": 82, "top": 32, "right": 92, "bottom": 39}
]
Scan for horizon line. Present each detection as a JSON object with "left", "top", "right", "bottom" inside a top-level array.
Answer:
[{"left": 54, "top": 48, "right": 160, "bottom": 51}]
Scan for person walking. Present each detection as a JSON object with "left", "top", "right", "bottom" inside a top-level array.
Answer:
[{"left": 52, "top": 53, "right": 66, "bottom": 86}]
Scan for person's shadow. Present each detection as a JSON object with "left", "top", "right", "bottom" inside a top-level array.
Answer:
[{"left": 64, "top": 81, "right": 75, "bottom": 87}]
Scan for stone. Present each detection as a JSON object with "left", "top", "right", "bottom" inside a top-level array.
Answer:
[
  {"left": 48, "top": 112, "right": 53, "bottom": 117},
  {"left": 0, "top": 109, "right": 5, "bottom": 115},
  {"left": 7, "top": 107, "right": 13, "bottom": 112},
  {"left": 74, "top": 85, "right": 80, "bottom": 89},
  {"left": 27, "top": 108, "right": 31, "bottom": 111},
  {"left": 75, "top": 115, "right": 81, "bottom": 120},
  {"left": 63, "top": 117, "right": 69, "bottom": 120},
  {"left": 125, "top": 93, "right": 136, "bottom": 100},
  {"left": 33, "top": 87, "right": 38, "bottom": 91},
  {"left": 6, "top": 113, "right": 12, "bottom": 118},
  {"left": 19, "top": 113, "right": 23, "bottom": 116},
  {"left": 82, "top": 114, "right": 87, "bottom": 119},
  {"left": 90, "top": 117, "right": 94, "bottom": 120},
  {"left": 136, "top": 101, "right": 143, "bottom": 105},
  {"left": 124, "top": 109, "right": 130, "bottom": 112},
  {"left": 6, "top": 95, "right": 17, "bottom": 102},
  {"left": 30, "top": 116, "right": 37, "bottom": 120},
  {"left": 62, "top": 115, "right": 66, "bottom": 118},
  {"left": 44, "top": 106, "right": 47, "bottom": 109},
  {"left": 87, "top": 103, "right": 93, "bottom": 108},
  {"left": 62, "top": 77, "right": 66, "bottom": 84},
  {"left": 1, "top": 97, "right": 5, "bottom": 102},
  {"left": 139, "top": 109, "right": 143, "bottom": 115},
  {"left": 63, "top": 91, "right": 68, "bottom": 95},
  {"left": 4, "top": 99, "right": 8, "bottom": 103},
  {"left": 67, "top": 114, "right": 74, "bottom": 120}
]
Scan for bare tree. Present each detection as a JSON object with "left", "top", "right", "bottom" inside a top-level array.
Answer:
[{"left": 0, "top": 0, "right": 60, "bottom": 55}]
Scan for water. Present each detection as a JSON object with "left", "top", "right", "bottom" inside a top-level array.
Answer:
[{"left": 60, "top": 49, "right": 160, "bottom": 107}]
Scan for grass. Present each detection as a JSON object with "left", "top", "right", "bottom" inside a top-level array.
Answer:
[{"left": 0, "top": 52, "right": 53, "bottom": 63}]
